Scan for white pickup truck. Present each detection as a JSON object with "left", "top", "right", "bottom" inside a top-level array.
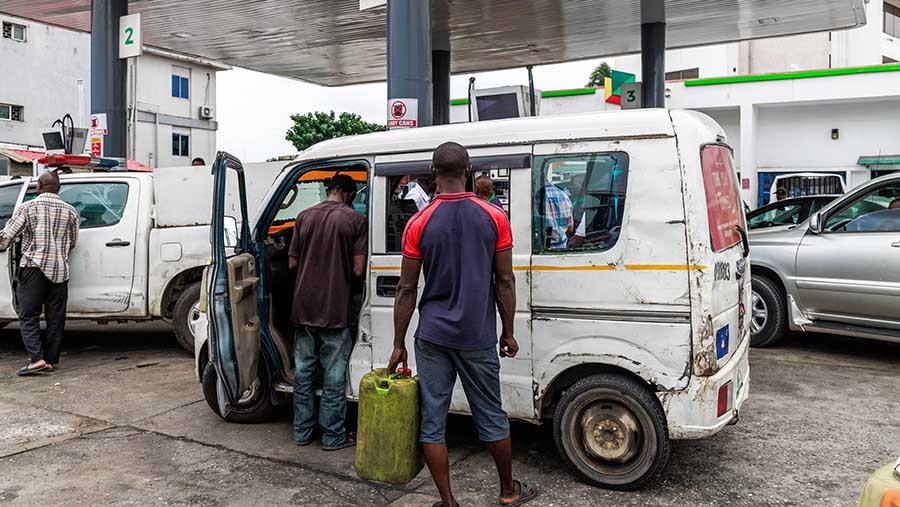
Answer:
[{"left": 0, "top": 163, "right": 281, "bottom": 351}]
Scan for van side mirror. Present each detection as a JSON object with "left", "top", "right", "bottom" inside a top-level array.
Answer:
[
  {"left": 808, "top": 213, "right": 824, "bottom": 234},
  {"left": 223, "top": 216, "right": 239, "bottom": 248}
]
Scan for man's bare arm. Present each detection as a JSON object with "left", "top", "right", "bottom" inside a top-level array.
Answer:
[
  {"left": 353, "top": 254, "right": 367, "bottom": 278},
  {"left": 388, "top": 256, "right": 422, "bottom": 372},
  {"left": 494, "top": 249, "right": 518, "bottom": 358}
]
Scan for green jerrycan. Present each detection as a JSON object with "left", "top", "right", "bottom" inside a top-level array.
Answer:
[{"left": 356, "top": 368, "right": 423, "bottom": 485}]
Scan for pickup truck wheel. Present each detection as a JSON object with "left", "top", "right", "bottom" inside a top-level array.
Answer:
[
  {"left": 750, "top": 276, "right": 787, "bottom": 348},
  {"left": 553, "top": 373, "right": 670, "bottom": 490},
  {"left": 201, "top": 359, "right": 276, "bottom": 423},
  {"left": 173, "top": 282, "right": 202, "bottom": 353}
]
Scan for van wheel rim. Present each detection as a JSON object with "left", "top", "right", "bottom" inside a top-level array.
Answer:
[
  {"left": 187, "top": 300, "right": 202, "bottom": 338},
  {"left": 750, "top": 291, "right": 768, "bottom": 335},
  {"left": 580, "top": 402, "right": 641, "bottom": 463}
]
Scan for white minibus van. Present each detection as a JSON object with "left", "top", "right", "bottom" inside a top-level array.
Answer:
[{"left": 196, "top": 109, "right": 751, "bottom": 490}]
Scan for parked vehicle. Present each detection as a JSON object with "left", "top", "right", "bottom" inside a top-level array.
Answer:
[
  {"left": 749, "top": 173, "right": 900, "bottom": 347},
  {"left": 197, "top": 109, "right": 751, "bottom": 490},
  {"left": 0, "top": 164, "right": 281, "bottom": 352},
  {"left": 747, "top": 195, "right": 840, "bottom": 231},
  {"left": 768, "top": 172, "right": 846, "bottom": 204}
]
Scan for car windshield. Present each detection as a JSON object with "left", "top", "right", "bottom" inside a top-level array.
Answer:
[{"left": 747, "top": 202, "right": 805, "bottom": 230}]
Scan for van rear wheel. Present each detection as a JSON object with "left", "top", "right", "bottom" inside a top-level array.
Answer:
[
  {"left": 553, "top": 373, "right": 670, "bottom": 490},
  {"left": 750, "top": 276, "right": 787, "bottom": 348},
  {"left": 201, "top": 359, "right": 276, "bottom": 423}
]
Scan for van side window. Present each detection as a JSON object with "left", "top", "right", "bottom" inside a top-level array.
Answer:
[
  {"left": 533, "top": 153, "right": 629, "bottom": 253},
  {"left": 386, "top": 171, "right": 432, "bottom": 253}
]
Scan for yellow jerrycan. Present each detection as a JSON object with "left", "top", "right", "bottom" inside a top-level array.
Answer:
[{"left": 356, "top": 368, "right": 423, "bottom": 485}]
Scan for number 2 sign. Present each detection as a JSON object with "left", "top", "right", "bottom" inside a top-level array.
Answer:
[{"left": 119, "top": 13, "right": 142, "bottom": 59}]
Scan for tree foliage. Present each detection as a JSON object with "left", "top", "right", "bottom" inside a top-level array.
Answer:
[
  {"left": 285, "top": 111, "right": 385, "bottom": 152},
  {"left": 586, "top": 62, "right": 613, "bottom": 88}
]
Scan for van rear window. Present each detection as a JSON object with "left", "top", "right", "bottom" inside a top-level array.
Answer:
[{"left": 701, "top": 145, "right": 745, "bottom": 252}]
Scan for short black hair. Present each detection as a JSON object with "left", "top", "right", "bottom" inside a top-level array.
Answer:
[
  {"left": 326, "top": 174, "right": 357, "bottom": 194},
  {"left": 432, "top": 142, "right": 470, "bottom": 178},
  {"left": 191, "top": 157, "right": 206, "bottom": 165}
]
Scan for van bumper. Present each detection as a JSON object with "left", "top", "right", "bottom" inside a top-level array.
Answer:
[{"left": 658, "top": 332, "right": 750, "bottom": 440}]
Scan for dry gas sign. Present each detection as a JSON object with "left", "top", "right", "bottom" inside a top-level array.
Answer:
[{"left": 387, "top": 98, "right": 418, "bottom": 129}]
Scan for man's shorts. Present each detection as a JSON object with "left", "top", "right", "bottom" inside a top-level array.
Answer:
[{"left": 414, "top": 338, "right": 510, "bottom": 444}]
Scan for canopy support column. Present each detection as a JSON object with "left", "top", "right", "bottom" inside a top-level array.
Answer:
[
  {"left": 641, "top": 0, "right": 666, "bottom": 108},
  {"left": 91, "top": 0, "right": 128, "bottom": 157},
  {"left": 387, "top": 0, "right": 433, "bottom": 127}
]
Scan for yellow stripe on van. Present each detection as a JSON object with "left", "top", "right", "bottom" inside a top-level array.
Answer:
[
  {"left": 624, "top": 264, "right": 706, "bottom": 271},
  {"left": 525, "top": 265, "right": 616, "bottom": 271},
  {"left": 370, "top": 264, "right": 706, "bottom": 272}
]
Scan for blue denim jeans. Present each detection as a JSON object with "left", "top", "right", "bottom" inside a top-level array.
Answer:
[{"left": 293, "top": 325, "right": 352, "bottom": 447}]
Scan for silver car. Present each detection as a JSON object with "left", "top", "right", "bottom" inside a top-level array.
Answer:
[{"left": 749, "top": 173, "right": 900, "bottom": 347}]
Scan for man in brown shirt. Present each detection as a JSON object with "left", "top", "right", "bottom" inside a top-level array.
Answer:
[{"left": 288, "top": 174, "right": 367, "bottom": 451}]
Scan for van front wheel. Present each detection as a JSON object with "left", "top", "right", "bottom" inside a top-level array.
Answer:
[
  {"left": 201, "top": 360, "right": 276, "bottom": 423},
  {"left": 553, "top": 373, "right": 670, "bottom": 490}
]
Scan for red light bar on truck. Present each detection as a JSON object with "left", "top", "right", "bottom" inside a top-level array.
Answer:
[{"left": 38, "top": 154, "right": 120, "bottom": 169}]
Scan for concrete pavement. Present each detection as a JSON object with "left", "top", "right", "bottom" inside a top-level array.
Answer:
[{"left": 0, "top": 322, "right": 898, "bottom": 506}]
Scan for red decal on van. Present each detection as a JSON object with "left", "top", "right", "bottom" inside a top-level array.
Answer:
[{"left": 701, "top": 146, "right": 745, "bottom": 252}]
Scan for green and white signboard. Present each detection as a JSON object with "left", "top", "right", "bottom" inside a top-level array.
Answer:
[{"left": 119, "top": 13, "right": 142, "bottom": 59}]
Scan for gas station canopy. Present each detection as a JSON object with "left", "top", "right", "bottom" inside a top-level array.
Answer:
[{"left": 2, "top": 0, "right": 866, "bottom": 86}]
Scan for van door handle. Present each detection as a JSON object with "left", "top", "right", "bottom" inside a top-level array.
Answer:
[
  {"left": 105, "top": 239, "right": 131, "bottom": 247},
  {"left": 891, "top": 242, "right": 900, "bottom": 248},
  {"left": 376, "top": 276, "right": 400, "bottom": 298}
]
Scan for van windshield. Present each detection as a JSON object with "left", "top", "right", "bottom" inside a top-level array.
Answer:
[{"left": 701, "top": 145, "right": 745, "bottom": 252}]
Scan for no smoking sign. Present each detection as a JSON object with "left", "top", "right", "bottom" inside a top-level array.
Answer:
[{"left": 387, "top": 98, "right": 418, "bottom": 129}]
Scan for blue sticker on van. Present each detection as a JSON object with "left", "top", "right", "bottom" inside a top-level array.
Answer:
[{"left": 716, "top": 325, "right": 729, "bottom": 359}]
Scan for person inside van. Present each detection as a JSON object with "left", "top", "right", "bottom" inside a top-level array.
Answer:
[
  {"left": 389, "top": 142, "right": 538, "bottom": 507},
  {"left": 542, "top": 181, "right": 574, "bottom": 250},
  {"left": 775, "top": 188, "right": 788, "bottom": 201},
  {"left": 475, "top": 174, "right": 502, "bottom": 208},
  {"left": 288, "top": 174, "right": 367, "bottom": 451},
  {"left": 191, "top": 157, "right": 206, "bottom": 166},
  {"left": 404, "top": 175, "right": 436, "bottom": 210}
]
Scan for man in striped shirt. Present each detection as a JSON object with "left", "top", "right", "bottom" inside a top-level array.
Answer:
[{"left": 0, "top": 172, "right": 79, "bottom": 376}]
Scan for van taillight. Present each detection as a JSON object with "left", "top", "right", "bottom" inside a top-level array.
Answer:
[{"left": 717, "top": 382, "right": 733, "bottom": 417}]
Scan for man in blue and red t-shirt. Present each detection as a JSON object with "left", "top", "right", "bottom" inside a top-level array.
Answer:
[{"left": 389, "top": 142, "right": 538, "bottom": 507}]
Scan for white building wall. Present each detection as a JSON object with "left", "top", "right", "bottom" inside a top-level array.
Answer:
[
  {"left": 0, "top": 14, "right": 90, "bottom": 147},
  {"left": 756, "top": 101, "right": 900, "bottom": 169},
  {"left": 128, "top": 53, "right": 222, "bottom": 167},
  {"left": 0, "top": 15, "right": 224, "bottom": 167},
  {"left": 747, "top": 33, "right": 831, "bottom": 73}
]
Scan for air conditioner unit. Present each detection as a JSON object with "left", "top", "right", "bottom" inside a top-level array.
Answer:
[{"left": 199, "top": 106, "right": 214, "bottom": 119}]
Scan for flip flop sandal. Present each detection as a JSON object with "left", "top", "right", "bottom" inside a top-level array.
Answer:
[
  {"left": 17, "top": 364, "right": 49, "bottom": 376},
  {"left": 294, "top": 438, "right": 314, "bottom": 447},
  {"left": 322, "top": 438, "right": 356, "bottom": 452},
  {"left": 499, "top": 480, "right": 538, "bottom": 507},
  {"left": 432, "top": 501, "right": 460, "bottom": 507}
]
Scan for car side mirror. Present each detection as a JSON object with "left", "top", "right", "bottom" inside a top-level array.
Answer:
[
  {"left": 808, "top": 213, "right": 824, "bottom": 234},
  {"left": 223, "top": 216, "right": 239, "bottom": 248}
]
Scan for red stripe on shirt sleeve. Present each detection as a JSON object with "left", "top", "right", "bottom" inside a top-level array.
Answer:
[
  {"left": 401, "top": 201, "right": 440, "bottom": 259},
  {"left": 470, "top": 197, "right": 513, "bottom": 252}
]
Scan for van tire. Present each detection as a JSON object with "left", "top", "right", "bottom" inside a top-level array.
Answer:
[
  {"left": 750, "top": 276, "right": 787, "bottom": 348},
  {"left": 553, "top": 373, "right": 670, "bottom": 490},
  {"left": 172, "top": 282, "right": 202, "bottom": 353},
  {"left": 201, "top": 359, "right": 276, "bottom": 423}
]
